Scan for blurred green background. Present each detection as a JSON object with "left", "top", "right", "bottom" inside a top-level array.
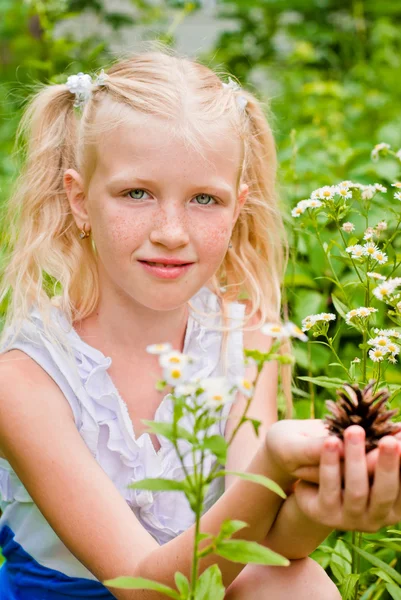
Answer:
[{"left": 1, "top": 1, "right": 401, "bottom": 595}]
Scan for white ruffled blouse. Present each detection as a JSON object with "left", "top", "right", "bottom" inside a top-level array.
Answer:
[{"left": 0, "top": 286, "right": 245, "bottom": 579}]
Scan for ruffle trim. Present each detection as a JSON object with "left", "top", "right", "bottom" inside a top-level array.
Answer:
[{"left": 0, "top": 287, "right": 245, "bottom": 544}]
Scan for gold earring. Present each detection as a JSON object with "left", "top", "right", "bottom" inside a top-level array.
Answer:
[{"left": 79, "top": 223, "right": 91, "bottom": 239}]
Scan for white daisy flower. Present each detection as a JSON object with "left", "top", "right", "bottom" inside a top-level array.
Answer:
[
  {"left": 345, "top": 307, "right": 377, "bottom": 324},
  {"left": 367, "top": 335, "right": 391, "bottom": 347},
  {"left": 361, "top": 185, "right": 376, "bottom": 200},
  {"left": 318, "top": 186, "right": 336, "bottom": 201},
  {"left": 369, "top": 347, "right": 386, "bottom": 362},
  {"left": 373, "top": 328, "right": 401, "bottom": 339},
  {"left": 336, "top": 186, "right": 352, "bottom": 199},
  {"left": 284, "top": 321, "right": 308, "bottom": 341},
  {"left": 261, "top": 322, "right": 289, "bottom": 338},
  {"left": 301, "top": 313, "right": 336, "bottom": 332},
  {"left": 363, "top": 241, "right": 379, "bottom": 256},
  {"left": 387, "top": 342, "right": 400, "bottom": 356},
  {"left": 371, "top": 142, "right": 390, "bottom": 162},
  {"left": 234, "top": 376, "right": 254, "bottom": 398},
  {"left": 374, "top": 183, "right": 387, "bottom": 193},
  {"left": 342, "top": 222, "right": 355, "bottom": 233},
  {"left": 372, "top": 281, "right": 397, "bottom": 301},
  {"left": 174, "top": 381, "right": 199, "bottom": 397},
  {"left": 198, "top": 377, "right": 235, "bottom": 410},
  {"left": 376, "top": 220, "right": 387, "bottom": 231},
  {"left": 346, "top": 244, "right": 365, "bottom": 259},
  {"left": 367, "top": 272, "right": 386, "bottom": 281},
  {"left": 351, "top": 357, "right": 361, "bottom": 363},
  {"left": 146, "top": 342, "right": 173, "bottom": 355},
  {"left": 363, "top": 227, "right": 375, "bottom": 241},
  {"left": 291, "top": 205, "right": 306, "bottom": 217},
  {"left": 159, "top": 350, "right": 191, "bottom": 368},
  {"left": 163, "top": 364, "right": 191, "bottom": 386},
  {"left": 391, "top": 182, "right": 401, "bottom": 189},
  {"left": 395, "top": 191, "right": 401, "bottom": 201},
  {"left": 388, "top": 354, "right": 398, "bottom": 364},
  {"left": 372, "top": 249, "right": 388, "bottom": 264}
]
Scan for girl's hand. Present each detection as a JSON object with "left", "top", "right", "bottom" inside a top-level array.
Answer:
[
  {"left": 292, "top": 425, "right": 401, "bottom": 532},
  {"left": 264, "top": 418, "right": 331, "bottom": 479}
]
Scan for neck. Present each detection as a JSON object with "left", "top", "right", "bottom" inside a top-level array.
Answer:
[{"left": 73, "top": 294, "right": 190, "bottom": 361}]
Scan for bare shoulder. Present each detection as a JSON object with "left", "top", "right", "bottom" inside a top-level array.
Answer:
[
  {"left": 0, "top": 349, "right": 74, "bottom": 418},
  {"left": 0, "top": 349, "right": 159, "bottom": 593}
]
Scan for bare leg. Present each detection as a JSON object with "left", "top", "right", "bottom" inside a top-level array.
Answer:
[{"left": 225, "top": 557, "right": 341, "bottom": 599}]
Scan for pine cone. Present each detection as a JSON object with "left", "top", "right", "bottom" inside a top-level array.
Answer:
[{"left": 324, "top": 379, "right": 401, "bottom": 452}]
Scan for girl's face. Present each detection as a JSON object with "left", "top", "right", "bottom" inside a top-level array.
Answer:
[{"left": 65, "top": 114, "right": 248, "bottom": 312}]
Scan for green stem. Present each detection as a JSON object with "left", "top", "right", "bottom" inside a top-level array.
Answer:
[
  {"left": 315, "top": 337, "right": 351, "bottom": 379},
  {"left": 338, "top": 226, "right": 365, "bottom": 286},
  {"left": 189, "top": 447, "right": 205, "bottom": 599},
  {"left": 381, "top": 211, "right": 401, "bottom": 253}
]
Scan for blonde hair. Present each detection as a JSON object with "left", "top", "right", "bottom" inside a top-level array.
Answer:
[{"left": 0, "top": 43, "right": 293, "bottom": 416}]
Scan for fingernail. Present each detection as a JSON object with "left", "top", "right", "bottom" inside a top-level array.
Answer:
[
  {"left": 348, "top": 430, "right": 362, "bottom": 445},
  {"left": 326, "top": 439, "right": 338, "bottom": 452}
]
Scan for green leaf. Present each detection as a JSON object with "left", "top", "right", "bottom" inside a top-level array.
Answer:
[
  {"left": 330, "top": 540, "right": 352, "bottom": 582},
  {"left": 211, "top": 470, "right": 286, "bottom": 499},
  {"left": 339, "top": 574, "right": 360, "bottom": 600},
  {"left": 174, "top": 572, "right": 190, "bottom": 596},
  {"left": 215, "top": 539, "right": 289, "bottom": 566},
  {"left": 349, "top": 543, "right": 401, "bottom": 585},
  {"left": 194, "top": 565, "right": 225, "bottom": 600},
  {"left": 201, "top": 435, "right": 228, "bottom": 463},
  {"left": 218, "top": 519, "right": 249, "bottom": 539},
  {"left": 142, "top": 420, "right": 196, "bottom": 444},
  {"left": 128, "top": 478, "right": 186, "bottom": 492},
  {"left": 297, "top": 375, "right": 346, "bottom": 389},
  {"left": 249, "top": 418, "right": 262, "bottom": 436},
  {"left": 386, "top": 582, "right": 401, "bottom": 600},
  {"left": 103, "top": 576, "right": 180, "bottom": 598},
  {"left": 331, "top": 294, "right": 350, "bottom": 319}
]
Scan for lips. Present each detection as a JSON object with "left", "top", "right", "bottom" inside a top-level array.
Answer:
[{"left": 143, "top": 261, "right": 191, "bottom": 268}]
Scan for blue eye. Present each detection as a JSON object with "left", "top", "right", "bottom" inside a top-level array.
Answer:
[
  {"left": 126, "top": 189, "right": 149, "bottom": 200},
  {"left": 193, "top": 193, "right": 216, "bottom": 206}
]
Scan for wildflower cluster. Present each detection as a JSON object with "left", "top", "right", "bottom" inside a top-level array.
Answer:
[
  {"left": 345, "top": 242, "right": 388, "bottom": 264},
  {"left": 372, "top": 277, "right": 401, "bottom": 303},
  {"left": 301, "top": 312, "right": 336, "bottom": 334},
  {"left": 367, "top": 328, "right": 401, "bottom": 364},
  {"left": 345, "top": 307, "right": 378, "bottom": 326}
]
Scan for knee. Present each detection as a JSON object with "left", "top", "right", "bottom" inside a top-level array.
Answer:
[{"left": 289, "top": 557, "right": 341, "bottom": 599}]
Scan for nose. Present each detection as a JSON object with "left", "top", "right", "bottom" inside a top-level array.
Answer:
[{"left": 149, "top": 203, "right": 190, "bottom": 249}]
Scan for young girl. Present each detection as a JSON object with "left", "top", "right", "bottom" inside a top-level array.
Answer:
[{"left": 0, "top": 46, "right": 400, "bottom": 600}]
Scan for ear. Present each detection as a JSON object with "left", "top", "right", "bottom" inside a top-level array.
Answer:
[
  {"left": 232, "top": 183, "right": 249, "bottom": 225},
  {"left": 63, "top": 169, "right": 90, "bottom": 227}
]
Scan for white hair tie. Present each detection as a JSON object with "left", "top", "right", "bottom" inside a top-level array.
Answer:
[
  {"left": 222, "top": 77, "right": 248, "bottom": 111},
  {"left": 66, "top": 69, "right": 108, "bottom": 109}
]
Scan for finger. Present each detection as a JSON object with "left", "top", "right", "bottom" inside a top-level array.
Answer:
[
  {"left": 318, "top": 437, "right": 342, "bottom": 514},
  {"left": 292, "top": 466, "right": 320, "bottom": 483},
  {"left": 343, "top": 426, "right": 369, "bottom": 516},
  {"left": 293, "top": 480, "right": 321, "bottom": 521},
  {"left": 369, "top": 436, "right": 400, "bottom": 523}
]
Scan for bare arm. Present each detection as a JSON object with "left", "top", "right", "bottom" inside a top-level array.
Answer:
[
  {"left": 259, "top": 490, "right": 333, "bottom": 559},
  {"left": 0, "top": 350, "right": 293, "bottom": 599}
]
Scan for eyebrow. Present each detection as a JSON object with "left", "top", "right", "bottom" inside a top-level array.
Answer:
[{"left": 107, "top": 173, "right": 233, "bottom": 196}]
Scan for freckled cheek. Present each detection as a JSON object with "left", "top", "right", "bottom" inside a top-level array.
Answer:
[
  {"left": 95, "top": 213, "right": 148, "bottom": 253},
  {"left": 194, "top": 218, "right": 231, "bottom": 260}
]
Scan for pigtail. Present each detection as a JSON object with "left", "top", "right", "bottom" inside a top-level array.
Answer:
[
  {"left": 217, "top": 93, "right": 293, "bottom": 417},
  {"left": 0, "top": 80, "right": 98, "bottom": 375}
]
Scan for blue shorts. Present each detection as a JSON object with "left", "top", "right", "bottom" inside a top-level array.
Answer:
[{"left": 0, "top": 526, "right": 115, "bottom": 599}]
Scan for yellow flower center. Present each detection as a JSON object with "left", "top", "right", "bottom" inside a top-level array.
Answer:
[
  {"left": 171, "top": 369, "right": 181, "bottom": 379},
  {"left": 169, "top": 357, "right": 180, "bottom": 364},
  {"left": 243, "top": 379, "right": 252, "bottom": 390},
  {"left": 212, "top": 394, "right": 223, "bottom": 402}
]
